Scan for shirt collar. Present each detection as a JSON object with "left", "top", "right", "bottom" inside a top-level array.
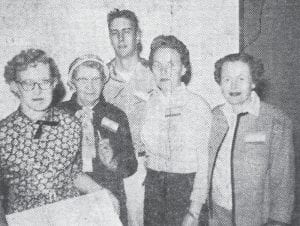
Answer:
[
  {"left": 157, "top": 83, "right": 187, "bottom": 107},
  {"left": 108, "top": 58, "right": 143, "bottom": 83},
  {"left": 17, "top": 106, "right": 52, "bottom": 121},
  {"left": 222, "top": 91, "right": 260, "bottom": 118}
]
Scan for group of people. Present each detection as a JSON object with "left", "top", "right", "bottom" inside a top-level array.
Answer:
[{"left": 0, "top": 8, "right": 295, "bottom": 226}]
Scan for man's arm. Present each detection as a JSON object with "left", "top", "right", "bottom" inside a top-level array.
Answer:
[{"left": 268, "top": 117, "right": 295, "bottom": 224}]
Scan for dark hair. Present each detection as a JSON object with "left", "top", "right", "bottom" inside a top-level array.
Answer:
[
  {"left": 107, "top": 9, "right": 142, "bottom": 54},
  {"left": 214, "top": 53, "right": 264, "bottom": 85},
  {"left": 149, "top": 35, "right": 192, "bottom": 85},
  {"left": 4, "top": 49, "right": 65, "bottom": 105}
]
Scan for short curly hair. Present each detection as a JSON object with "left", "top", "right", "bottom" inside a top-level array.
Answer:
[
  {"left": 4, "top": 49, "right": 61, "bottom": 84},
  {"left": 149, "top": 35, "right": 192, "bottom": 85},
  {"left": 4, "top": 49, "right": 65, "bottom": 104},
  {"left": 214, "top": 53, "right": 264, "bottom": 85},
  {"left": 107, "top": 9, "right": 142, "bottom": 54}
]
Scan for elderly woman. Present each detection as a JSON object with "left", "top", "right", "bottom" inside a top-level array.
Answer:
[
  {"left": 185, "top": 53, "right": 295, "bottom": 226},
  {"left": 58, "top": 54, "right": 137, "bottom": 226},
  {"left": 141, "top": 35, "right": 211, "bottom": 226},
  {"left": 0, "top": 49, "right": 108, "bottom": 225}
]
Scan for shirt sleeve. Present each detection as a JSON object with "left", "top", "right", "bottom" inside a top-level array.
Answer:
[{"left": 189, "top": 99, "right": 212, "bottom": 217}]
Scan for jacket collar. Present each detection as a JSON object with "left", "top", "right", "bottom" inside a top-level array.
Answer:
[
  {"left": 222, "top": 91, "right": 260, "bottom": 118},
  {"left": 107, "top": 57, "right": 149, "bottom": 83}
]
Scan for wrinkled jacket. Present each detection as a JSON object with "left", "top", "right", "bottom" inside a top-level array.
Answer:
[
  {"left": 205, "top": 102, "right": 295, "bottom": 225},
  {"left": 103, "top": 58, "right": 156, "bottom": 153},
  {"left": 141, "top": 87, "right": 211, "bottom": 174},
  {"left": 58, "top": 94, "right": 137, "bottom": 188}
]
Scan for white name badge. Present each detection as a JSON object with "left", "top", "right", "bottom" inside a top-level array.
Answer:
[
  {"left": 133, "top": 90, "right": 150, "bottom": 102},
  {"left": 244, "top": 132, "right": 266, "bottom": 143},
  {"left": 165, "top": 106, "right": 182, "bottom": 118},
  {"left": 101, "top": 117, "right": 119, "bottom": 133}
]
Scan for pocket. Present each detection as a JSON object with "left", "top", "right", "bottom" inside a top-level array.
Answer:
[
  {"left": 242, "top": 143, "right": 269, "bottom": 181},
  {"left": 244, "top": 143, "right": 268, "bottom": 164}
]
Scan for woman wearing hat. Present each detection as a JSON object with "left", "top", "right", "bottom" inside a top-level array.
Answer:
[{"left": 59, "top": 54, "right": 137, "bottom": 226}]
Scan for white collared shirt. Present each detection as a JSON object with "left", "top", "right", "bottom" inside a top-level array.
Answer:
[
  {"left": 141, "top": 84, "right": 212, "bottom": 173},
  {"left": 212, "top": 91, "right": 260, "bottom": 210}
]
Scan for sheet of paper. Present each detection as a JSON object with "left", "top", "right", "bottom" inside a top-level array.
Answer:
[{"left": 6, "top": 190, "right": 122, "bottom": 226}]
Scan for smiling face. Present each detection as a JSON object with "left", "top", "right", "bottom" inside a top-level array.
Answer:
[
  {"left": 72, "top": 65, "right": 104, "bottom": 107},
  {"left": 109, "top": 17, "right": 139, "bottom": 59},
  {"left": 11, "top": 63, "right": 56, "bottom": 113},
  {"left": 220, "top": 60, "right": 255, "bottom": 106},
  {"left": 151, "top": 47, "right": 186, "bottom": 94}
]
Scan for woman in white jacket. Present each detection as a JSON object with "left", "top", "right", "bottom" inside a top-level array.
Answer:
[{"left": 141, "top": 35, "right": 211, "bottom": 226}]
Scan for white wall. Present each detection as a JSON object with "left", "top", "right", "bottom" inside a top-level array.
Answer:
[{"left": 0, "top": 0, "right": 239, "bottom": 118}]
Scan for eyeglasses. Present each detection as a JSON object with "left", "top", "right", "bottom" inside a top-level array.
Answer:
[
  {"left": 16, "top": 79, "right": 53, "bottom": 91},
  {"left": 74, "top": 77, "right": 103, "bottom": 84},
  {"left": 152, "top": 62, "right": 181, "bottom": 74}
]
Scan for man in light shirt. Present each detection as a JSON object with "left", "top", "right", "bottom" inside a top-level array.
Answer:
[
  {"left": 185, "top": 53, "right": 295, "bottom": 226},
  {"left": 103, "top": 9, "right": 156, "bottom": 226}
]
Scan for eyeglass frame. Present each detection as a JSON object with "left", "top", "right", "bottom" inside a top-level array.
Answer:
[
  {"left": 73, "top": 76, "right": 104, "bottom": 84},
  {"left": 15, "top": 79, "right": 55, "bottom": 91}
]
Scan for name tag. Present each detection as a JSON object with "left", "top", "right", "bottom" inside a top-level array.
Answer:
[
  {"left": 244, "top": 132, "right": 266, "bottom": 143},
  {"left": 165, "top": 106, "right": 182, "bottom": 118},
  {"left": 133, "top": 90, "right": 150, "bottom": 102},
  {"left": 101, "top": 117, "right": 119, "bottom": 133}
]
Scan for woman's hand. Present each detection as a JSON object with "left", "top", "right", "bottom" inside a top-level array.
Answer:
[{"left": 97, "top": 139, "right": 117, "bottom": 171}]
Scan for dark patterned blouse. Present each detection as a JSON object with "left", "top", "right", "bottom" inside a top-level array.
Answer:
[{"left": 0, "top": 107, "right": 82, "bottom": 214}]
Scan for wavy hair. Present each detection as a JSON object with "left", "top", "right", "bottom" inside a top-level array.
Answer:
[
  {"left": 4, "top": 49, "right": 65, "bottom": 105},
  {"left": 149, "top": 35, "right": 192, "bottom": 85}
]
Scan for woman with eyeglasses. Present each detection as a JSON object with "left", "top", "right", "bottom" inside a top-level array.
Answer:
[
  {"left": 141, "top": 35, "right": 211, "bottom": 226},
  {"left": 0, "top": 49, "right": 108, "bottom": 225},
  {"left": 58, "top": 54, "right": 137, "bottom": 226}
]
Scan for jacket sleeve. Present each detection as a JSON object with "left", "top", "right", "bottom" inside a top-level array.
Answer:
[
  {"left": 112, "top": 112, "right": 137, "bottom": 178},
  {"left": 268, "top": 116, "right": 295, "bottom": 224},
  {"left": 188, "top": 102, "right": 212, "bottom": 217}
]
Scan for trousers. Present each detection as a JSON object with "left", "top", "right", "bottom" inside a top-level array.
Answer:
[{"left": 144, "top": 169, "right": 195, "bottom": 226}]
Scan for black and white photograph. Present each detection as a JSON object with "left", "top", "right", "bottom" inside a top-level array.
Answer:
[{"left": 0, "top": 0, "right": 299, "bottom": 225}]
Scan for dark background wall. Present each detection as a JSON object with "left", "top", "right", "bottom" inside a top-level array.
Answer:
[{"left": 241, "top": 0, "right": 300, "bottom": 224}]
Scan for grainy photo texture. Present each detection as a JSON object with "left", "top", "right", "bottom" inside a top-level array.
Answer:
[{"left": 0, "top": 0, "right": 299, "bottom": 226}]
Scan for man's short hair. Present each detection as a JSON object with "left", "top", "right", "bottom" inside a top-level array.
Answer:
[
  {"left": 107, "top": 9, "right": 139, "bottom": 32},
  {"left": 4, "top": 49, "right": 61, "bottom": 84},
  {"left": 107, "top": 9, "right": 142, "bottom": 54},
  {"left": 149, "top": 35, "right": 192, "bottom": 85},
  {"left": 214, "top": 53, "right": 265, "bottom": 85}
]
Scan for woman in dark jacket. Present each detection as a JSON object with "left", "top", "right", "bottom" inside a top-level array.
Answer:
[{"left": 59, "top": 54, "right": 137, "bottom": 226}]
